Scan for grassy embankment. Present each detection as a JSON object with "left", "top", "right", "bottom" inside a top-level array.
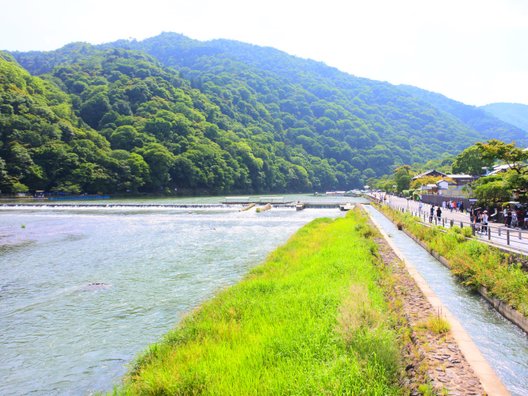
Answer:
[
  {"left": 378, "top": 204, "right": 528, "bottom": 317},
  {"left": 115, "top": 210, "right": 408, "bottom": 395}
]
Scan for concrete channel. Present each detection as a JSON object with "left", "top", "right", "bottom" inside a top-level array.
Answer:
[{"left": 364, "top": 204, "right": 528, "bottom": 396}]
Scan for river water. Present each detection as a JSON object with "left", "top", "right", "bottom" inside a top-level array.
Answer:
[
  {"left": 365, "top": 205, "right": 528, "bottom": 396},
  {"left": 0, "top": 195, "right": 356, "bottom": 395}
]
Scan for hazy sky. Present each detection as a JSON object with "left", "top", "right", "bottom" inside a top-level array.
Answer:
[{"left": 1, "top": 0, "right": 527, "bottom": 106}]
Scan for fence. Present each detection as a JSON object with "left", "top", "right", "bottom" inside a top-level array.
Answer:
[{"left": 384, "top": 202, "right": 528, "bottom": 254}]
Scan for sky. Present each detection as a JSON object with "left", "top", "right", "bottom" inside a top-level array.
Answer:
[{"left": 1, "top": 0, "right": 527, "bottom": 106}]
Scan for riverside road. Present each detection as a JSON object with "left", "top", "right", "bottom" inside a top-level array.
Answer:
[{"left": 372, "top": 194, "right": 528, "bottom": 255}]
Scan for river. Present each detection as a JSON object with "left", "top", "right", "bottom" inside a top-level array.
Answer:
[{"left": 0, "top": 195, "right": 357, "bottom": 395}]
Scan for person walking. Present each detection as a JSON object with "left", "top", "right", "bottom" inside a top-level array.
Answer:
[
  {"left": 436, "top": 206, "right": 442, "bottom": 223},
  {"left": 512, "top": 210, "right": 518, "bottom": 228},
  {"left": 429, "top": 206, "right": 435, "bottom": 223},
  {"left": 506, "top": 210, "right": 513, "bottom": 228},
  {"left": 481, "top": 210, "right": 489, "bottom": 234}
]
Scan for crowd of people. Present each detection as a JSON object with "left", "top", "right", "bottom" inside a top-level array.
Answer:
[
  {"left": 441, "top": 200, "right": 465, "bottom": 213},
  {"left": 371, "top": 192, "right": 528, "bottom": 231},
  {"left": 469, "top": 207, "right": 490, "bottom": 233},
  {"left": 467, "top": 205, "right": 528, "bottom": 231}
]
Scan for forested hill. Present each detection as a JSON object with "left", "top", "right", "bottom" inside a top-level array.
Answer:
[
  {"left": 480, "top": 103, "right": 528, "bottom": 134},
  {"left": 2, "top": 33, "right": 524, "bottom": 195},
  {"left": 398, "top": 85, "right": 526, "bottom": 143}
]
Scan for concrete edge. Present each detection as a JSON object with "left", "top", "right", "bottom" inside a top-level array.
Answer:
[
  {"left": 478, "top": 288, "right": 528, "bottom": 334},
  {"left": 361, "top": 204, "right": 511, "bottom": 396},
  {"left": 398, "top": 224, "right": 528, "bottom": 336}
]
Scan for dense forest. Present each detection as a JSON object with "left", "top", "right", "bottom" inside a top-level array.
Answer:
[{"left": 1, "top": 33, "right": 525, "bottom": 195}]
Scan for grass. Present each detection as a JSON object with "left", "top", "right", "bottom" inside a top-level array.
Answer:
[
  {"left": 378, "top": 204, "right": 528, "bottom": 317},
  {"left": 417, "top": 309, "right": 450, "bottom": 335},
  {"left": 114, "top": 209, "right": 407, "bottom": 395},
  {"left": 424, "top": 315, "right": 450, "bottom": 335}
]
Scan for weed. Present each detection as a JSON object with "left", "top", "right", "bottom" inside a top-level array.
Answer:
[
  {"left": 425, "top": 314, "right": 450, "bottom": 335},
  {"left": 418, "top": 382, "right": 436, "bottom": 395},
  {"left": 377, "top": 204, "right": 528, "bottom": 317},
  {"left": 115, "top": 210, "right": 406, "bottom": 395}
]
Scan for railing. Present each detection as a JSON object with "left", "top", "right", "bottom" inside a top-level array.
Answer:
[{"left": 381, "top": 201, "right": 528, "bottom": 254}]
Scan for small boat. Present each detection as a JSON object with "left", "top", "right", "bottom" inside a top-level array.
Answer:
[
  {"left": 256, "top": 203, "right": 272, "bottom": 213},
  {"left": 295, "top": 202, "right": 305, "bottom": 211},
  {"left": 240, "top": 203, "right": 256, "bottom": 212},
  {"left": 339, "top": 203, "right": 354, "bottom": 211}
]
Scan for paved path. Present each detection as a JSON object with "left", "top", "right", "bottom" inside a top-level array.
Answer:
[{"left": 369, "top": 193, "right": 528, "bottom": 255}]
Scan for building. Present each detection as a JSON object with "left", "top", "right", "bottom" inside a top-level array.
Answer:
[
  {"left": 412, "top": 169, "right": 447, "bottom": 180},
  {"left": 435, "top": 174, "right": 477, "bottom": 198}
]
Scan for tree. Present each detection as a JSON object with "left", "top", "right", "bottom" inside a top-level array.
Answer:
[
  {"left": 477, "top": 139, "right": 528, "bottom": 175},
  {"left": 452, "top": 145, "right": 493, "bottom": 176},
  {"left": 410, "top": 175, "right": 444, "bottom": 190},
  {"left": 471, "top": 174, "right": 512, "bottom": 205},
  {"left": 393, "top": 165, "right": 412, "bottom": 193},
  {"left": 80, "top": 94, "right": 111, "bottom": 129},
  {"left": 33, "top": 142, "right": 80, "bottom": 190},
  {"left": 471, "top": 140, "right": 528, "bottom": 203},
  {"left": 134, "top": 143, "right": 175, "bottom": 191},
  {"left": 109, "top": 125, "right": 147, "bottom": 151}
]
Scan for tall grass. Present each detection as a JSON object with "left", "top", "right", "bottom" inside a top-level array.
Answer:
[
  {"left": 378, "top": 204, "right": 528, "bottom": 317},
  {"left": 115, "top": 210, "right": 405, "bottom": 395}
]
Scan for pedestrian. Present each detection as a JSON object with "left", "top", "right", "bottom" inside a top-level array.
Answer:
[
  {"left": 459, "top": 202, "right": 464, "bottom": 213},
  {"left": 506, "top": 210, "right": 512, "bottom": 228},
  {"left": 436, "top": 206, "right": 442, "bottom": 223},
  {"left": 518, "top": 209, "right": 525, "bottom": 229},
  {"left": 429, "top": 206, "right": 435, "bottom": 223},
  {"left": 475, "top": 211, "right": 482, "bottom": 233},
  {"left": 481, "top": 210, "right": 489, "bottom": 234}
]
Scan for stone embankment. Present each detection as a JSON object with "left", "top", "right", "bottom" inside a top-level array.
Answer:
[{"left": 374, "top": 234, "right": 486, "bottom": 395}]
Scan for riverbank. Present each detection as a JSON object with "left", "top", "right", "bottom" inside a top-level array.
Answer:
[
  {"left": 376, "top": 202, "right": 528, "bottom": 323},
  {"left": 114, "top": 209, "right": 484, "bottom": 394},
  {"left": 2, "top": 205, "right": 345, "bottom": 395},
  {"left": 115, "top": 210, "right": 405, "bottom": 394}
]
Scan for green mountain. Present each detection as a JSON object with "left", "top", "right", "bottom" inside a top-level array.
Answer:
[
  {"left": 2, "top": 33, "right": 523, "bottom": 195},
  {"left": 398, "top": 85, "right": 526, "bottom": 143},
  {"left": 480, "top": 103, "right": 528, "bottom": 135},
  {"left": 0, "top": 52, "right": 149, "bottom": 195}
]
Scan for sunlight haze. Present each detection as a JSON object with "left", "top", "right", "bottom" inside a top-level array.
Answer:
[{"left": 1, "top": 0, "right": 527, "bottom": 106}]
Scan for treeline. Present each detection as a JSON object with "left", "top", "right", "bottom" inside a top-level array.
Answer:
[
  {"left": 2, "top": 33, "right": 523, "bottom": 195},
  {"left": 372, "top": 139, "right": 528, "bottom": 207}
]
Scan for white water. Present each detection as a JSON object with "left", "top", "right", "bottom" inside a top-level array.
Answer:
[{"left": 0, "top": 198, "right": 355, "bottom": 395}]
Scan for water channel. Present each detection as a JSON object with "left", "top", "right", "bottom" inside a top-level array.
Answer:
[
  {"left": 0, "top": 195, "right": 354, "bottom": 395},
  {"left": 364, "top": 205, "right": 528, "bottom": 396},
  {"left": 2, "top": 196, "right": 527, "bottom": 395}
]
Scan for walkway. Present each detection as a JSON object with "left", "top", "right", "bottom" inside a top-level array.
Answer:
[
  {"left": 370, "top": 193, "right": 528, "bottom": 255},
  {"left": 365, "top": 204, "right": 528, "bottom": 395}
]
